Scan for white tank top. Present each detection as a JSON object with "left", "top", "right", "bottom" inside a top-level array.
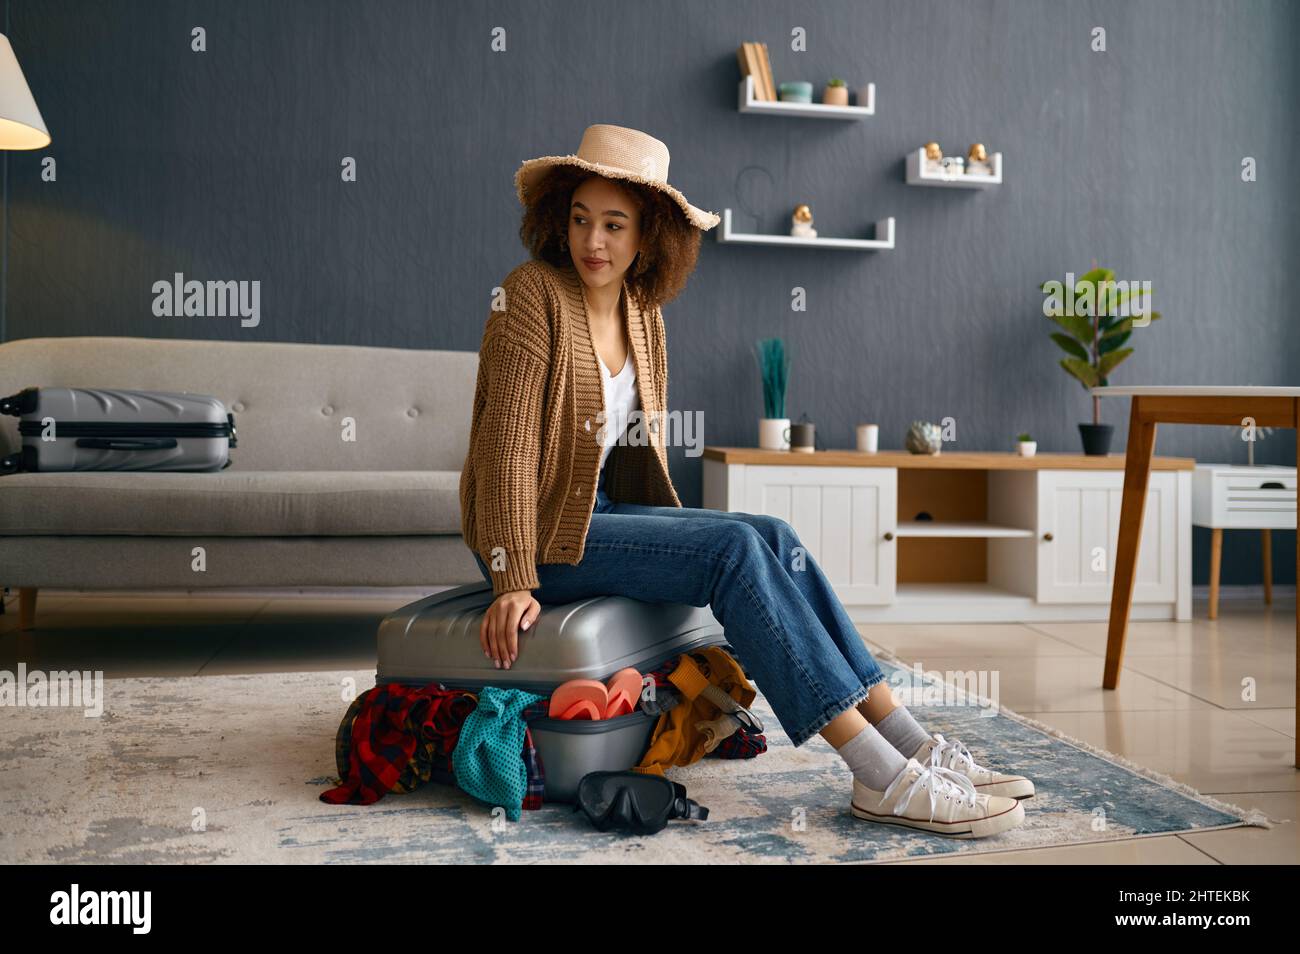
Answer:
[{"left": 596, "top": 350, "right": 639, "bottom": 475}]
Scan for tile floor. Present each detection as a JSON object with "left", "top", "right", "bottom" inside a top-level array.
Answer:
[{"left": 1, "top": 587, "right": 1295, "bottom": 864}]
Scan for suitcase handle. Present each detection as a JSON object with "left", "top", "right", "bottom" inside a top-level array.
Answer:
[
  {"left": 74, "top": 437, "right": 179, "bottom": 451},
  {"left": 0, "top": 388, "right": 38, "bottom": 417}
]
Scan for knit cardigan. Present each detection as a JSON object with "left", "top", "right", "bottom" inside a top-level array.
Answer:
[{"left": 459, "top": 258, "right": 682, "bottom": 595}]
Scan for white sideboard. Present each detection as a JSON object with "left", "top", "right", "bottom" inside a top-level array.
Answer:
[{"left": 702, "top": 448, "right": 1194, "bottom": 623}]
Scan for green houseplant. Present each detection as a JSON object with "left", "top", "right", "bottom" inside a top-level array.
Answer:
[
  {"left": 823, "top": 77, "right": 849, "bottom": 106},
  {"left": 755, "top": 337, "right": 790, "bottom": 449},
  {"left": 1042, "top": 266, "right": 1163, "bottom": 455}
]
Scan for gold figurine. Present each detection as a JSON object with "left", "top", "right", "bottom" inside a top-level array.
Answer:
[
  {"left": 923, "top": 141, "right": 943, "bottom": 174},
  {"left": 966, "top": 143, "right": 992, "bottom": 175},
  {"left": 790, "top": 203, "right": 817, "bottom": 239}
]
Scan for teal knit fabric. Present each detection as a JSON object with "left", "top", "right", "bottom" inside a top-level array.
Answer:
[{"left": 452, "top": 686, "right": 545, "bottom": 820}]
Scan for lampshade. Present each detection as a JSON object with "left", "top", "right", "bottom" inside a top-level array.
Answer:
[{"left": 0, "top": 33, "right": 48, "bottom": 149}]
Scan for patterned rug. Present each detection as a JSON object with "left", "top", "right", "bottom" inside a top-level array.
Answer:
[{"left": 0, "top": 659, "right": 1269, "bottom": 863}]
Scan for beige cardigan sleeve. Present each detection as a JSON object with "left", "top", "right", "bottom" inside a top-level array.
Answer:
[{"left": 471, "top": 267, "right": 552, "bottom": 595}]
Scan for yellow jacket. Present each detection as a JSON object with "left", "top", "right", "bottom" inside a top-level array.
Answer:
[{"left": 633, "top": 647, "right": 757, "bottom": 777}]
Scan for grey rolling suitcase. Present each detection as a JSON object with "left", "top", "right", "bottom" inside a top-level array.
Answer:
[
  {"left": 0, "top": 386, "right": 237, "bottom": 473},
  {"left": 377, "top": 580, "right": 729, "bottom": 803}
]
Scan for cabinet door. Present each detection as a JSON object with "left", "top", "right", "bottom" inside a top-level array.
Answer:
[
  {"left": 1036, "top": 470, "right": 1176, "bottom": 603},
  {"left": 743, "top": 465, "right": 896, "bottom": 604}
]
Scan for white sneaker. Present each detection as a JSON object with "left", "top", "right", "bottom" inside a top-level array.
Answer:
[
  {"left": 851, "top": 758, "right": 1025, "bottom": 838},
  {"left": 911, "top": 733, "right": 1036, "bottom": 800}
]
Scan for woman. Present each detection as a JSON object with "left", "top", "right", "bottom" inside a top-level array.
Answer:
[{"left": 459, "top": 124, "right": 1031, "bottom": 837}]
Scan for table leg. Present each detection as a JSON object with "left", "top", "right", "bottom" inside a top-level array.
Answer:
[
  {"left": 1104, "top": 397, "right": 1157, "bottom": 689},
  {"left": 1261, "top": 528, "right": 1272, "bottom": 605},
  {"left": 18, "top": 587, "right": 37, "bottom": 631},
  {"left": 1209, "top": 528, "right": 1222, "bottom": 619}
]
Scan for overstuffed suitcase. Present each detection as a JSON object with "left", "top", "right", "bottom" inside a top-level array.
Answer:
[
  {"left": 376, "top": 580, "right": 730, "bottom": 803},
  {"left": 0, "top": 386, "right": 237, "bottom": 473}
]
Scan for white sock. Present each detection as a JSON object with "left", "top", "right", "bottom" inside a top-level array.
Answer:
[
  {"left": 874, "top": 705, "right": 932, "bottom": 760},
  {"left": 835, "top": 722, "right": 909, "bottom": 790}
]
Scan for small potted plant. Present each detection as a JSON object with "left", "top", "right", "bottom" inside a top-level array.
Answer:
[
  {"left": 756, "top": 337, "right": 790, "bottom": 450},
  {"left": 1016, "top": 432, "right": 1037, "bottom": 457},
  {"left": 822, "top": 77, "right": 848, "bottom": 106},
  {"left": 1042, "top": 266, "right": 1163, "bottom": 455}
]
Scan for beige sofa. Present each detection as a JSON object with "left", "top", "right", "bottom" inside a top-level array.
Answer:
[{"left": 0, "top": 336, "right": 488, "bottom": 628}]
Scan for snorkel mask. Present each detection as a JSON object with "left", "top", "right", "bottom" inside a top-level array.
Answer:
[{"left": 574, "top": 771, "right": 709, "bottom": 836}]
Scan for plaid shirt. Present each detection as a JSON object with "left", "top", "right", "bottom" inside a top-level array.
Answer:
[
  {"left": 519, "top": 698, "right": 550, "bottom": 809},
  {"left": 323, "top": 684, "right": 548, "bottom": 812}
]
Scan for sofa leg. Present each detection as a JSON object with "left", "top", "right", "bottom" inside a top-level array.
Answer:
[{"left": 18, "top": 587, "right": 37, "bottom": 630}]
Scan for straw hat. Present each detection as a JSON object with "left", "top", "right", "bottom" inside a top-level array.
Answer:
[{"left": 514, "top": 123, "right": 721, "bottom": 231}]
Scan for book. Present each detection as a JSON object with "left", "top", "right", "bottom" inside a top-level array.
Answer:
[
  {"left": 736, "top": 43, "right": 751, "bottom": 97},
  {"left": 757, "top": 42, "right": 777, "bottom": 102},
  {"left": 737, "top": 42, "right": 766, "bottom": 101}
]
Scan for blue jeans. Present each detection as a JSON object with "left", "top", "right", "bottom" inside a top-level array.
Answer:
[{"left": 471, "top": 466, "right": 888, "bottom": 747}]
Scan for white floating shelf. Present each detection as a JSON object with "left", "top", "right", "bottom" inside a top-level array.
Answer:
[
  {"left": 716, "top": 209, "right": 895, "bottom": 250},
  {"left": 895, "top": 521, "right": 1034, "bottom": 538},
  {"left": 905, "top": 147, "right": 1003, "bottom": 187},
  {"left": 737, "top": 75, "right": 875, "bottom": 118}
]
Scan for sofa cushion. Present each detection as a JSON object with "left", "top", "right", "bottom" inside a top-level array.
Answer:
[{"left": 0, "top": 471, "right": 464, "bottom": 536}]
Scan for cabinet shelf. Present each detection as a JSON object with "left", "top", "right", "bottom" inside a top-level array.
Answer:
[
  {"left": 895, "top": 521, "right": 1034, "bottom": 538},
  {"left": 737, "top": 75, "right": 875, "bottom": 118},
  {"left": 716, "top": 209, "right": 895, "bottom": 250},
  {"left": 895, "top": 582, "right": 1033, "bottom": 605},
  {"left": 905, "top": 147, "right": 1002, "bottom": 188},
  {"left": 702, "top": 455, "right": 1192, "bottom": 622}
]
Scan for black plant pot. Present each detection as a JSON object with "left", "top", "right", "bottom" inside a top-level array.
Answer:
[{"left": 1078, "top": 423, "right": 1114, "bottom": 456}]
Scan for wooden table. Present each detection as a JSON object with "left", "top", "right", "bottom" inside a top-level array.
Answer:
[{"left": 1092, "top": 386, "right": 1300, "bottom": 767}]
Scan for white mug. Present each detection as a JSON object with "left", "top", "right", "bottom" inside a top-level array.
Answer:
[{"left": 856, "top": 423, "right": 879, "bottom": 453}]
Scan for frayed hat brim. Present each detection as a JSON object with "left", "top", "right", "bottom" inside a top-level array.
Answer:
[{"left": 514, "top": 155, "right": 721, "bottom": 232}]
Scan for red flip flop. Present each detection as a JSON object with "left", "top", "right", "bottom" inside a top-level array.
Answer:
[
  {"left": 603, "top": 668, "right": 644, "bottom": 718},
  {"left": 548, "top": 679, "right": 607, "bottom": 720}
]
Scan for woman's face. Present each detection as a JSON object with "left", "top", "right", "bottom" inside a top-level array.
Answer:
[{"left": 568, "top": 175, "right": 643, "bottom": 294}]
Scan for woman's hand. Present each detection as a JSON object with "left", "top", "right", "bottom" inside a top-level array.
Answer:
[{"left": 480, "top": 589, "right": 540, "bottom": 670}]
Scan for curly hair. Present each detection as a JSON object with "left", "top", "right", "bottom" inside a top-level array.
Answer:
[{"left": 518, "top": 164, "right": 703, "bottom": 315}]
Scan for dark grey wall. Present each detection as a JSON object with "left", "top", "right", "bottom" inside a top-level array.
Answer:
[{"left": 3, "top": 0, "right": 1297, "bottom": 584}]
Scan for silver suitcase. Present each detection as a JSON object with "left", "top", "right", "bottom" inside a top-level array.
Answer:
[
  {"left": 377, "top": 581, "right": 729, "bottom": 803},
  {"left": 0, "top": 386, "right": 236, "bottom": 473}
]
